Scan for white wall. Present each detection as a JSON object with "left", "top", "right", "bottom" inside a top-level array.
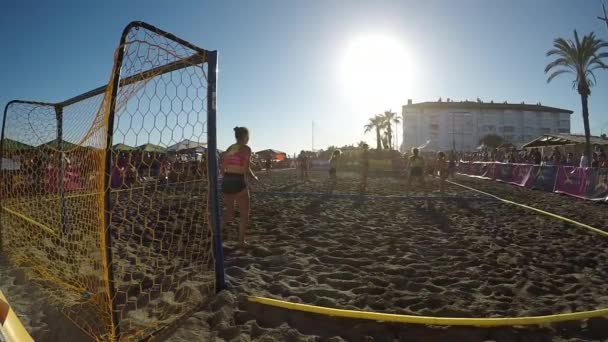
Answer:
[{"left": 401, "top": 104, "right": 571, "bottom": 152}]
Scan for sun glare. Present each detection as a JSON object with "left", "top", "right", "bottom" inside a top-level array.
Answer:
[{"left": 339, "top": 34, "right": 413, "bottom": 113}]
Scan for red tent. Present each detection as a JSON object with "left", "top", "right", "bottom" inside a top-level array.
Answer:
[{"left": 256, "top": 149, "right": 286, "bottom": 161}]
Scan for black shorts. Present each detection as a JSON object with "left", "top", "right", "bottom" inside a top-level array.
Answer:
[
  {"left": 222, "top": 173, "right": 247, "bottom": 194},
  {"left": 329, "top": 168, "right": 337, "bottom": 176},
  {"left": 410, "top": 167, "right": 423, "bottom": 177}
]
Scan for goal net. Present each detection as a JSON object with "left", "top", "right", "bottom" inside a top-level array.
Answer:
[{"left": 0, "top": 22, "right": 219, "bottom": 341}]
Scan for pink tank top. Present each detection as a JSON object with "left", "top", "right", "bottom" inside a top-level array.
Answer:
[{"left": 224, "top": 144, "right": 248, "bottom": 167}]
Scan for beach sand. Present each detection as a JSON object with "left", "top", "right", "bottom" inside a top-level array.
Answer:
[
  {"left": 0, "top": 256, "right": 90, "bottom": 341},
  {"left": 167, "top": 170, "right": 608, "bottom": 341},
  {"left": 3, "top": 170, "right": 608, "bottom": 341}
]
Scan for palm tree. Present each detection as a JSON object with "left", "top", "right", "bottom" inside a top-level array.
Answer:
[
  {"left": 364, "top": 115, "right": 384, "bottom": 150},
  {"left": 393, "top": 114, "right": 402, "bottom": 151},
  {"left": 380, "top": 110, "right": 398, "bottom": 150},
  {"left": 545, "top": 30, "right": 608, "bottom": 166}
]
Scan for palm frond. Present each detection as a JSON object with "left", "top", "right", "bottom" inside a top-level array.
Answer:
[
  {"left": 545, "top": 30, "right": 608, "bottom": 93},
  {"left": 544, "top": 57, "right": 571, "bottom": 73},
  {"left": 546, "top": 69, "right": 572, "bottom": 83},
  {"left": 587, "top": 70, "right": 597, "bottom": 87}
]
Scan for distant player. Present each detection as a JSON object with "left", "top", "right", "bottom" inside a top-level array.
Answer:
[
  {"left": 298, "top": 150, "right": 309, "bottom": 180},
  {"left": 435, "top": 151, "right": 449, "bottom": 193},
  {"left": 448, "top": 151, "right": 456, "bottom": 178},
  {"left": 329, "top": 149, "right": 341, "bottom": 182},
  {"left": 407, "top": 148, "right": 425, "bottom": 189},
  {"left": 360, "top": 143, "right": 370, "bottom": 191},
  {"left": 265, "top": 157, "right": 272, "bottom": 175}
]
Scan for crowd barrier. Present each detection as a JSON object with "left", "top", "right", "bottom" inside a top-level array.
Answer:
[{"left": 457, "top": 162, "right": 608, "bottom": 201}]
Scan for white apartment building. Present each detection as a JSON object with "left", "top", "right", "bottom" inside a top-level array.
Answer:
[{"left": 401, "top": 99, "right": 572, "bottom": 152}]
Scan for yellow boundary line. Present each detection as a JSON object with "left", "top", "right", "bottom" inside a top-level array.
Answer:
[
  {"left": 249, "top": 180, "right": 608, "bottom": 326},
  {"left": 447, "top": 180, "right": 608, "bottom": 237},
  {"left": 249, "top": 297, "right": 608, "bottom": 327},
  {"left": 1, "top": 206, "right": 58, "bottom": 237}
]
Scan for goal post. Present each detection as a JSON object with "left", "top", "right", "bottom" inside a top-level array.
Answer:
[{"left": 0, "top": 21, "right": 225, "bottom": 341}]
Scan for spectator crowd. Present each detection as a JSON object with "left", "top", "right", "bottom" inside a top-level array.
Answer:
[{"left": 453, "top": 145, "right": 608, "bottom": 168}]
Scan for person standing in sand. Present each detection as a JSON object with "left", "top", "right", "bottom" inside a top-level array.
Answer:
[
  {"left": 329, "top": 149, "right": 341, "bottom": 182},
  {"left": 221, "top": 127, "right": 258, "bottom": 248},
  {"left": 407, "top": 148, "right": 425, "bottom": 189},
  {"left": 298, "top": 150, "right": 308, "bottom": 180},
  {"left": 360, "top": 144, "right": 370, "bottom": 191},
  {"left": 448, "top": 151, "right": 456, "bottom": 179},
  {"left": 435, "top": 151, "right": 448, "bottom": 193},
  {"left": 264, "top": 157, "right": 272, "bottom": 176}
]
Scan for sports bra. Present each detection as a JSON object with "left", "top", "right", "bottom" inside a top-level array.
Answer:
[{"left": 224, "top": 144, "right": 248, "bottom": 167}]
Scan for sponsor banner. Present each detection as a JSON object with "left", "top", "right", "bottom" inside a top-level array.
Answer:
[
  {"left": 526, "top": 165, "right": 558, "bottom": 192},
  {"left": 583, "top": 167, "right": 608, "bottom": 201},
  {"left": 458, "top": 161, "right": 608, "bottom": 201},
  {"left": 509, "top": 164, "right": 533, "bottom": 187},
  {"left": 495, "top": 163, "right": 513, "bottom": 183},
  {"left": 554, "top": 166, "right": 588, "bottom": 198}
]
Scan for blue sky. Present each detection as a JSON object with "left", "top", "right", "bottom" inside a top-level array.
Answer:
[{"left": 1, "top": 0, "right": 608, "bottom": 155}]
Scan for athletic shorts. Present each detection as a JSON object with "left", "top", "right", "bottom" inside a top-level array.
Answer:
[
  {"left": 222, "top": 173, "right": 247, "bottom": 194},
  {"left": 410, "top": 167, "right": 423, "bottom": 177}
]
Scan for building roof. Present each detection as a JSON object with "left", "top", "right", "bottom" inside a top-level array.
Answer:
[
  {"left": 112, "top": 143, "right": 135, "bottom": 151},
  {"left": 136, "top": 143, "right": 167, "bottom": 153},
  {"left": 167, "top": 139, "right": 206, "bottom": 152},
  {"left": 522, "top": 133, "right": 608, "bottom": 148},
  {"left": 1, "top": 139, "right": 33, "bottom": 151},
  {"left": 403, "top": 101, "right": 573, "bottom": 114},
  {"left": 37, "top": 138, "right": 80, "bottom": 150}
]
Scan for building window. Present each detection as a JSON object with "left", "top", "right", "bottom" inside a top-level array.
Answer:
[
  {"left": 558, "top": 128, "right": 569, "bottom": 133},
  {"left": 541, "top": 128, "right": 551, "bottom": 133},
  {"left": 483, "top": 125, "right": 496, "bottom": 132},
  {"left": 559, "top": 120, "right": 569, "bottom": 127},
  {"left": 429, "top": 124, "right": 439, "bottom": 131}
]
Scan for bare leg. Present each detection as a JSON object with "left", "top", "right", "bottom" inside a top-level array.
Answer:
[
  {"left": 235, "top": 189, "right": 250, "bottom": 247},
  {"left": 223, "top": 193, "right": 236, "bottom": 230}
]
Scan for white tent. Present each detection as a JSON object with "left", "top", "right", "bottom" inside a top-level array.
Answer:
[{"left": 167, "top": 139, "right": 206, "bottom": 152}]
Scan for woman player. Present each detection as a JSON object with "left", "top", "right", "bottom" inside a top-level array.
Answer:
[
  {"left": 221, "top": 127, "right": 258, "bottom": 248},
  {"left": 407, "top": 148, "right": 425, "bottom": 189}
]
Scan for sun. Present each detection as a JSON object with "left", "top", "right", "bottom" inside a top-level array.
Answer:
[{"left": 339, "top": 34, "right": 413, "bottom": 113}]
